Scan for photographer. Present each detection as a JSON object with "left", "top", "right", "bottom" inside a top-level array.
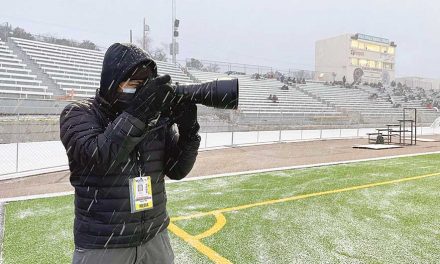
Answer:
[{"left": 60, "top": 43, "right": 201, "bottom": 264}]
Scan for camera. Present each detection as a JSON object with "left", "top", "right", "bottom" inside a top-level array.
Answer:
[{"left": 171, "top": 78, "right": 239, "bottom": 109}]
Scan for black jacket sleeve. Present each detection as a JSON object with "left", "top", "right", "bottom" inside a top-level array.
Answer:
[
  {"left": 60, "top": 103, "right": 149, "bottom": 174},
  {"left": 164, "top": 124, "right": 201, "bottom": 180}
]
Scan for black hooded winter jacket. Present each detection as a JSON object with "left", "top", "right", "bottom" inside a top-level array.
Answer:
[{"left": 59, "top": 43, "right": 200, "bottom": 249}]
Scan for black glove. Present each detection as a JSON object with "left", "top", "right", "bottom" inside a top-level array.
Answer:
[
  {"left": 172, "top": 103, "right": 200, "bottom": 140},
  {"left": 125, "top": 74, "right": 174, "bottom": 123}
]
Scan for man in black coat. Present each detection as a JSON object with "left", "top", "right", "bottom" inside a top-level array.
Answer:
[{"left": 60, "top": 43, "right": 201, "bottom": 263}]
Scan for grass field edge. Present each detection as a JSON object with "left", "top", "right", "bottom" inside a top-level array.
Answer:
[
  {"left": 0, "top": 202, "right": 5, "bottom": 264},
  {"left": 2, "top": 150, "right": 440, "bottom": 204},
  {"left": 170, "top": 150, "right": 440, "bottom": 184}
]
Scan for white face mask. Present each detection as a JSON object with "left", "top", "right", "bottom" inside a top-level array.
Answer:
[{"left": 121, "top": 87, "right": 137, "bottom": 94}]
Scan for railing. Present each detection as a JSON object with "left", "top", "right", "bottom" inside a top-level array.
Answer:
[
  {"left": 1, "top": 126, "right": 439, "bottom": 180},
  {"left": 178, "top": 58, "right": 333, "bottom": 79}
]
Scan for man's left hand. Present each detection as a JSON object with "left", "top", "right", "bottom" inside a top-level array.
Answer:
[{"left": 172, "top": 103, "right": 200, "bottom": 140}]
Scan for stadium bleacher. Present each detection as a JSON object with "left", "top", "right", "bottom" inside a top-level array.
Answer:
[
  {"left": 0, "top": 37, "right": 436, "bottom": 126},
  {"left": 298, "top": 83, "right": 412, "bottom": 124},
  {"left": 10, "top": 38, "right": 193, "bottom": 99},
  {"left": 11, "top": 37, "right": 103, "bottom": 98},
  {"left": 188, "top": 70, "right": 350, "bottom": 125},
  {"left": 3, "top": 38, "right": 230, "bottom": 129},
  {"left": 0, "top": 40, "right": 52, "bottom": 100},
  {"left": 358, "top": 84, "right": 438, "bottom": 123}
]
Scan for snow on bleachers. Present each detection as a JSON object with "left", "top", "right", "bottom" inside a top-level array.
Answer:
[
  {"left": 188, "top": 70, "right": 346, "bottom": 121},
  {"left": 0, "top": 41, "right": 52, "bottom": 99},
  {"left": 156, "top": 61, "right": 192, "bottom": 84},
  {"left": 358, "top": 84, "right": 438, "bottom": 123},
  {"left": 299, "top": 83, "right": 407, "bottom": 123},
  {"left": 12, "top": 38, "right": 193, "bottom": 99},
  {"left": 11, "top": 37, "right": 102, "bottom": 98}
]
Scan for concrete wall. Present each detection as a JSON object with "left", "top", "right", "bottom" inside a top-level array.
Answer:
[
  {"left": 315, "top": 34, "right": 350, "bottom": 82},
  {"left": 0, "top": 118, "right": 60, "bottom": 143}
]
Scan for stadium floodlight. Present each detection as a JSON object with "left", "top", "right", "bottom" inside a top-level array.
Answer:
[
  {"left": 1, "top": 22, "right": 11, "bottom": 40},
  {"left": 143, "top": 18, "right": 150, "bottom": 51},
  {"left": 171, "top": 0, "right": 179, "bottom": 64}
]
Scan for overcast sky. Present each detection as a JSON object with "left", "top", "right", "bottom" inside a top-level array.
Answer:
[{"left": 1, "top": 0, "right": 439, "bottom": 77}]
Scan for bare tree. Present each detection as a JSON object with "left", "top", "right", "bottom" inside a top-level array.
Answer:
[
  {"left": 150, "top": 47, "right": 168, "bottom": 62},
  {"left": 186, "top": 58, "right": 204, "bottom": 70},
  {"left": 135, "top": 32, "right": 152, "bottom": 52},
  {"left": 203, "top": 63, "right": 220, "bottom": 72},
  {"left": 79, "top": 40, "right": 99, "bottom": 50},
  {"left": 11, "top": 27, "right": 35, "bottom": 40}
]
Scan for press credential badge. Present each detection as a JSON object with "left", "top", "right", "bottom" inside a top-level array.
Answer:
[{"left": 129, "top": 175, "right": 153, "bottom": 213}]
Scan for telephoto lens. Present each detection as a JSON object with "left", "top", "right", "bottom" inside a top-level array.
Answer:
[{"left": 172, "top": 78, "right": 239, "bottom": 109}]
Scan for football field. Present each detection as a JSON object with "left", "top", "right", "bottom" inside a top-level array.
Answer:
[{"left": 2, "top": 153, "right": 440, "bottom": 263}]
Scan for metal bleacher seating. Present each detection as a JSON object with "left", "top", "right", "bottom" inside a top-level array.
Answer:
[
  {"left": 358, "top": 84, "right": 438, "bottom": 123},
  {"left": 0, "top": 40, "right": 52, "bottom": 99},
  {"left": 299, "top": 83, "right": 412, "bottom": 124},
  {"left": 188, "top": 70, "right": 348, "bottom": 124},
  {"left": 7, "top": 37, "right": 433, "bottom": 127},
  {"left": 11, "top": 37, "right": 193, "bottom": 99},
  {"left": 11, "top": 37, "right": 102, "bottom": 98},
  {"left": 156, "top": 61, "right": 192, "bottom": 84}
]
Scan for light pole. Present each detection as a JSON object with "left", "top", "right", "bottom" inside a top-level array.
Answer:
[
  {"left": 1, "top": 22, "right": 10, "bottom": 41},
  {"left": 143, "top": 18, "right": 150, "bottom": 51},
  {"left": 170, "top": 0, "right": 179, "bottom": 64}
]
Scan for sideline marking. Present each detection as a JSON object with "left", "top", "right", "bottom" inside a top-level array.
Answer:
[
  {"left": 169, "top": 171, "right": 440, "bottom": 263},
  {"left": 168, "top": 221, "right": 232, "bottom": 264},
  {"left": 171, "top": 171, "right": 440, "bottom": 221},
  {"left": 0, "top": 191, "right": 74, "bottom": 203},
  {"left": 3, "top": 151, "right": 440, "bottom": 203},
  {"left": 194, "top": 213, "right": 226, "bottom": 240}
]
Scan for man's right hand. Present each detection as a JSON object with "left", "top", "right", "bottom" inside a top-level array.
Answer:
[{"left": 125, "top": 74, "right": 174, "bottom": 123}]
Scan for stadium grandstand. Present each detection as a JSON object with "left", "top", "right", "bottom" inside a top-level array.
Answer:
[
  {"left": 0, "top": 36, "right": 438, "bottom": 141},
  {"left": 188, "top": 69, "right": 351, "bottom": 126},
  {"left": 0, "top": 40, "right": 52, "bottom": 100},
  {"left": 2, "top": 3, "right": 440, "bottom": 263}
]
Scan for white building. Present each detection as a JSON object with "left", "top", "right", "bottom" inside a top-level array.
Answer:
[
  {"left": 315, "top": 33, "right": 396, "bottom": 84},
  {"left": 396, "top": 76, "right": 440, "bottom": 90}
]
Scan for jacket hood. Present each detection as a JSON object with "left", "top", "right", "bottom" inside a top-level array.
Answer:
[{"left": 98, "top": 43, "right": 158, "bottom": 104}]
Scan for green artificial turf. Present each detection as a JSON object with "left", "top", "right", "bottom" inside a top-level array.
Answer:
[{"left": 3, "top": 154, "right": 440, "bottom": 263}]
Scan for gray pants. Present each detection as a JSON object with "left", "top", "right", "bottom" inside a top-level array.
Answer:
[{"left": 72, "top": 229, "right": 174, "bottom": 264}]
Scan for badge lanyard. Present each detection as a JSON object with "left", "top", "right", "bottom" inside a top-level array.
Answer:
[{"left": 128, "top": 149, "right": 154, "bottom": 213}]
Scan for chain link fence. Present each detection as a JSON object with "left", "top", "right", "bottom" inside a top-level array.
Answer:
[{"left": 1, "top": 124, "right": 439, "bottom": 178}]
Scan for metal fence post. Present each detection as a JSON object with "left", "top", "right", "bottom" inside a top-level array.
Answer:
[
  {"left": 231, "top": 130, "right": 234, "bottom": 147},
  {"left": 16, "top": 142, "right": 19, "bottom": 173}
]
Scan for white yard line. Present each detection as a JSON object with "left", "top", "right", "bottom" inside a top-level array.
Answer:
[{"left": 0, "top": 191, "right": 74, "bottom": 203}]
